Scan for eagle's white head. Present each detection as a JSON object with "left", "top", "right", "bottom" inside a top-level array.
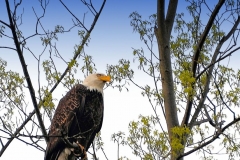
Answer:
[{"left": 82, "top": 73, "right": 111, "bottom": 93}]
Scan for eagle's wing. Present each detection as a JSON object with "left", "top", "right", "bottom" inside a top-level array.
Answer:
[
  {"left": 77, "top": 89, "right": 103, "bottom": 151},
  {"left": 86, "top": 103, "right": 104, "bottom": 151},
  {"left": 44, "top": 84, "right": 86, "bottom": 160}
]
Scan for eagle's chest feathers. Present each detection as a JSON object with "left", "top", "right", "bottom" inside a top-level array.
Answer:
[{"left": 78, "top": 89, "right": 103, "bottom": 131}]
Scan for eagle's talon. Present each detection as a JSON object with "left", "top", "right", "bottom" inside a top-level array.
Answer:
[{"left": 75, "top": 143, "right": 87, "bottom": 160}]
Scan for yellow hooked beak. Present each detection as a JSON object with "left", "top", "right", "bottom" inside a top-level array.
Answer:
[{"left": 98, "top": 75, "right": 111, "bottom": 82}]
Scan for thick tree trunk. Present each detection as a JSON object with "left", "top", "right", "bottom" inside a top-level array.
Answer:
[{"left": 155, "top": 0, "right": 182, "bottom": 160}]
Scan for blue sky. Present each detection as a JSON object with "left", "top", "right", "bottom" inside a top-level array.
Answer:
[
  {"left": 1, "top": 0, "right": 240, "bottom": 160},
  {"left": 0, "top": 0, "right": 158, "bottom": 70}
]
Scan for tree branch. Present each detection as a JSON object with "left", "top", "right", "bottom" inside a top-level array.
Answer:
[
  {"left": 156, "top": 0, "right": 179, "bottom": 138},
  {"left": 0, "top": 20, "right": 10, "bottom": 28},
  {"left": 188, "top": 14, "right": 240, "bottom": 128},
  {"left": 191, "top": 0, "right": 225, "bottom": 77},
  {"left": 0, "top": 110, "right": 36, "bottom": 156},
  {"left": 50, "top": 0, "right": 106, "bottom": 93},
  {"left": 177, "top": 117, "right": 240, "bottom": 160},
  {"left": 182, "top": 0, "right": 226, "bottom": 126},
  {"left": 165, "top": 0, "right": 178, "bottom": 40},
  {"left": 59, "top": 0, "right": 88, "bottom": 31},
  {"left": 196, "top": 15, "right": 240, "bottom": 80},
  {"left": 5, "top": 0, "right": 48, "bottom": 142},
  {"left": 0, "top": 46, "right": 17, "bottom": 51}
]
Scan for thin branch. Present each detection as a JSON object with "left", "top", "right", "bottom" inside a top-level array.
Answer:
[
  {"left": 100, "top": 145, "right": 109, "bottom": 160},
  {"left": 196, "top": 15, "right": 240, "bottom": 80},
  {"left": 177, "top": 117, "right": 240, "bottom": 160},
  {"left": 183, "top": 0, "right": 226, "bottom": 126},
  {"left": 50, "top": 0, "right": 106, "bottom": 93},
  {"left": 213, "top": 78, "right": 235, "bottom": 119},
  {"left": 59, "top": 0, "right": 88, "bottom": 31},
  {"left": 0, "top": 46, "right": 17, "bottom": 51},
  {"left": 187, "top": 14, "right": 240, "bottom": 128},
  {"left": 5, "top": 0, "right": 48, "bottom": 142},
  {"left": 91, "top": 141, "right": 98, "bottom": 159},
  {"left": 203, "top": 105, "right": 216, "bottom": 127},
  {"left": 81, "top": 0, "right": 97, "bottom": 16},
  {"left": 0, "top": 20, "right": 10, "bottom": 28},
  {"left": 0, "top": 110, "right": 35, "bottom": 156},
  {"left": 192, "top": 0, "right": 225, "bottom": 77},
  {"left": 191, "top": 119, "right": 210, "bottom": 126},
  {"left": 0, "top": 139, "right": 4, "bottom": 148}
]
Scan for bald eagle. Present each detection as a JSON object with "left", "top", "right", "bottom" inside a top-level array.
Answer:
[{"left": 44, "top": 73, "right": 111, "bottom": 160}]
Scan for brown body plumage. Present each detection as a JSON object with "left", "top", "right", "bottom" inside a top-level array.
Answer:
[{"left": 44, "top": 74, "right": 110, "bottom": 160}]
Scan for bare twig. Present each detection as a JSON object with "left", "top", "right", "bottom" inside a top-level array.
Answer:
[
  {"left": 188, "top": 14, "right": 240, "bottom": 128},
  {"left": 0, "top": 20, "right": 10, "bottom": 28},
  {"left": 177, "top": 117, "right": 240, "bottom": 160},
  {"left": 183, "top": 0, "right": 226, "bottom": 126},
  {"left": 0, "top": 46, "right": 17, "bottom": 51},
  {"left": 5, "top": 0, "right": 48, "bottom": 142},
  {"left": 59, "top": 0, "right": 88, "bottom": 31}
]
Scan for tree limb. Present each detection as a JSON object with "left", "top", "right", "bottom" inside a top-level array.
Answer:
[
  {"left": 156, "top": 0, "right": 179, "bottom": 137},
  {"left": 156, "top": 1, "right": 179, "bottom": 159},
  {"left": 0, "top": 110, "right": 36, "bottom": 156},
  {"left": 165, "top": 0, "right": 178, "bottom": 40},
  {"left": 5, "top": 0, "right": 48, "bottom": 142},
  {"left": 191, "top": 0, "right": 225, "bottom": 77},
  {"left": 0, "top": 46, "right": 17, "bottom": 51},
  {"left": 0, "top": 20, "right": 10, "bottom": 28},
  {"left": 188, "top": 14, "right": 240, "bottom": 128},
  {"left": 177, "top": 117, "right": 240, "bottom": 160},
  {"left": 196, "top": 15, "right": 240, "bottom": 80},
  {"left": 182, "top": 0, "right": 226, "bottom": 126}
]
